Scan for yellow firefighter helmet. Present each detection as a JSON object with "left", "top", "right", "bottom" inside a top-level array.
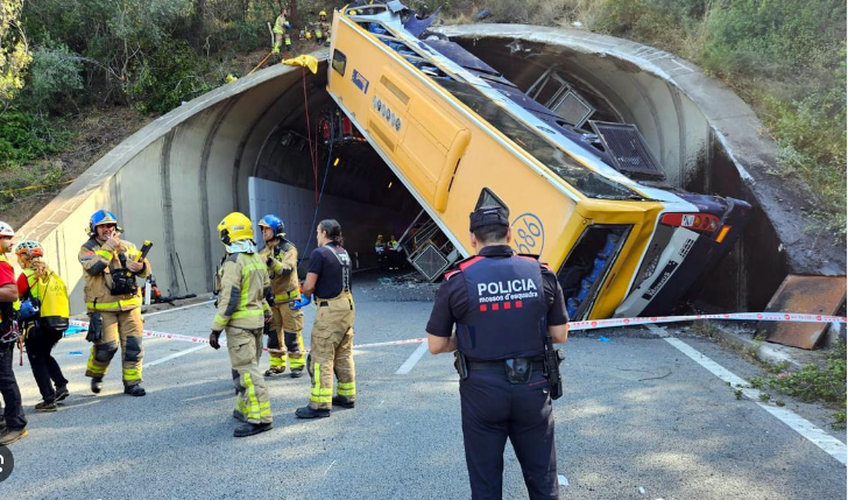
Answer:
[{"left": 218, "top": 212, "right": 254, "bottom": 245}]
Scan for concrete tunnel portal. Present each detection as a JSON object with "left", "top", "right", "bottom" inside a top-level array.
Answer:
[{"left": 16, "top": 25, "right": 842, "bottom": 315}]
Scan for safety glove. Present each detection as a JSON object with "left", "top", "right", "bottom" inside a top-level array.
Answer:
[
  {"left": 290, "top": 295, "right": 311, "bottom": 310},
  {"left": 209, "top": 330, "right": 222, "bottom": 350}
]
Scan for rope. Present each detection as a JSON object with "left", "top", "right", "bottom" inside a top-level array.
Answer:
[
  {"left": 248, "top": 51, "right": 273, "bottom": 75},
  {"left": 301, "top": 67, "right": 319, "bottom": 205},
  {"left": 301, "top": 118, "right": 335, "bottom": 258}
]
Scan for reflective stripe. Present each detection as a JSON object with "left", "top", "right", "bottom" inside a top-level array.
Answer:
[
  {"left": 231, "top": 309, "right": 264, "bottom": 319},
  {"left": 288, "top": 353, "right": 306, "bottom": 369},
  {"left": 243, "top": 372, "right": 262, "bottom": 421},
  {"left": 273, "top": 260, "right": 283, "bottom": 274},
  {"left": 86, "top": 347, "right": 108, "bottom": 376},
  {"left": 86, "top": 296, "right": 142, "bottom": 310},
  {"left": 213, "top": 314, "right": 229, "bottom": 326},
  {"left": 337, "top": 381, "right": 356, "bottom": 397},
  {"left": 310, "top": 363, "right": 333, "bottom": 403},
  {"left": 96, "top": 249, "right": 113, "bottom": 260},
  {"left": 269, "top": 355, "right": 285, "bottom": 368},
  {"left": 123, "top": 368, "right": 142, "bottom": 381},
  {"left": 274, "top": 289, "right": 301, "bottom": 302}
]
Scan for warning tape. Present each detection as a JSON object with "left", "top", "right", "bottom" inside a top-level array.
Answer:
[
  {"left": 0, "top": 179, "right": 75, "bottom": 196},
  {"left": 567, "top": 312, "right": 846, "bottom": 332},
  {"left": 65, "top": 311, "right": 845, "bottom": 350},
  {"left": 66, "top": 319, "right": 426, "bottom": 350}
]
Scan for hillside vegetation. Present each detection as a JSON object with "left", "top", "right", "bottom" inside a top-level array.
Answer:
[{"left": 1, "top": 0, "right": 845, "bottom": 237}]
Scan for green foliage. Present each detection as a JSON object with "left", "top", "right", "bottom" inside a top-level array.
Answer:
[
  {"left": 125, "top": 38, "right": 214, "bottom": 114},
  {"left": 0, "top": 0, "right": 32, "bottom": 104},
  {"left": 0, "top": 110, "right": 71, "bottom": 168},
  {"left": 757, "top": 342, "right": 847, "bottom": 427},
  {"left": 20, "top": 39, "right": 84, "bottom": 111}
]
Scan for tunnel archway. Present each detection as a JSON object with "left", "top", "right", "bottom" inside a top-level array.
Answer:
[{"left": 17, "top": 26, "right": 840, "bottom": 314}]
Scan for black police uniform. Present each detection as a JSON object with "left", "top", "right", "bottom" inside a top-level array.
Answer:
[{"left": 427, "top": 219, "right": 567, "bottom": 499}]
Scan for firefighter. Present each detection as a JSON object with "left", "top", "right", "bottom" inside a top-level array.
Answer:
[
  {"left": 15, "top": 240, "right": 70, "bottom": 412},
  {"left": 257, "top": 214, "right": 306, "bottom": 378},
  {"left": 374, "top": 234, "right": 387, "bottom": 270},
  {"left": 209, "top": 212, "right": 274, "bottom": 437},
  {"left": 272, "top": 8, "right": 292, "bottom": 56},
  {"left": 314, "top": 10, "right": 330, "bottom": 45},
  {"left": 78, "top": 210, "right": 151, "bottom": 397},
  {"left": 426, "top": 206, "right": 569, "bottom": 499},
  {"left": 0, "top": 221, "right": 27, "bottom": 445},
  {"left": 294, "top": 219, "right": 356, "bottom": 419}
]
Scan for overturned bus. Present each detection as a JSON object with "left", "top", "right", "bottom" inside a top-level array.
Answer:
[{"left": 324, "top": 2, "right": 751, "bottom": 320}]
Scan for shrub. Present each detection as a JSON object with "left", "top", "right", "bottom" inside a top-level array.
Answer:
[{"left": 20, "top": 39, "right": 84, "bottom": 112}]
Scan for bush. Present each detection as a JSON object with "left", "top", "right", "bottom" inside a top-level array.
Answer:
[
  {"left": 0, "top": 110, "right": 71, "bottom": 168},
  {"left": 125, "top": 38, "right": 215, "bottom": 114},
  {"left": 20, "top": 39, "right": 84, "bottom": 112}
]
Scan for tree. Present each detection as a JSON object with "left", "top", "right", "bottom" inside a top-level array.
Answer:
[{"left": 0, "top": 0, "right": 32, "bottom": 107}]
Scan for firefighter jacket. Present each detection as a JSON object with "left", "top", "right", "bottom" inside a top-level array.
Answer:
[
  {"left": 260, "top": 238, "right": 301, "bottom": 304},
  {"left": 273, "top": 14, "right": 289, "bottom": 34},
  {"left": 212, "top": 252, "right": 271, "bottom": 332},
  {"left": 78, "top": 238, "right": 151, "bottom": 312}
]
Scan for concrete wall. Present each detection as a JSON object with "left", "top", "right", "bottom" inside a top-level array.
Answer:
[{"left": 15, "top": 61, "right": 329, "bottom": 313}]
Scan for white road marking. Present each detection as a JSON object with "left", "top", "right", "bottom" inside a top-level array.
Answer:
[
  {"left": 323, "top": 460, "right": 337, "bottom": 477},
  {"left": 146, "top": 344, "right": 207, "bottom": 367},
  {"left": 395, "top": 341, "right": 429, "bottom": 375},
  {"left": 646, "top": 324, "right": 847, "bottom": 466},
  {"left": 144, "top": 300, "right": 214, "bottom": 317}
]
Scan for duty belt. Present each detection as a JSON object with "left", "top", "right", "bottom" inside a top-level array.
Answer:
[
  {"left": 316, "top": 293, "right": 353, "bottom": 309},
  {"left": 467, "top": 359, "right": 545, "bottom": 372}
]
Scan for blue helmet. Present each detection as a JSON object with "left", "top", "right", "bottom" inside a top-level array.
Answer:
[
  {"left": 88, "top": 210, "right": 121, "bottom": 237},
  {"left": 258, "top": 214, "right": 286, "bottom": 238}
]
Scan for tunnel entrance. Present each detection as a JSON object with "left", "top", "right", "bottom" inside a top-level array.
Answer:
[{"left": 251, "top": 82, "right": 424, "bottom": 272}]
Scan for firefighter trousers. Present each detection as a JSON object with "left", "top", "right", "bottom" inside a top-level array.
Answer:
[
  {"left": 85, "top": 309, "right": 144, "bottom": 386},
  {"left": 308, "top": 293, "right": 356, "bottom": 410},
  {"left": 229, "top": 326, "right": 272, "bottom": 424},
  {"left": 268, "top": 303, "right": 305, "bottom": 371}
]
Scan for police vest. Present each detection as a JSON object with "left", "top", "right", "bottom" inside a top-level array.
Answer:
[{"left": 454, "top": 255, "right": 548, "bottom": 361}]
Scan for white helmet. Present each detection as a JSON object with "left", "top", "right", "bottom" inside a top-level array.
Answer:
[{"left": 0, "top": 221, "right": 14, "bottom": 238}]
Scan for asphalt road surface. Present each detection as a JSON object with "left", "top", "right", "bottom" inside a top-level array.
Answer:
[{"left": 2, "top": 277, "right": 846, "bottom": 499}]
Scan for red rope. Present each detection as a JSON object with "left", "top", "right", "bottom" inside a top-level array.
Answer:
[{"left": 301, "top": 67, "right": 319, "bottom": 205}]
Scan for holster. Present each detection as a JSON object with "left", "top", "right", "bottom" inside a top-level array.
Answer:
[
  {"left": 504, "top": 358, "right": 533, "bottom": 384},
  {"left": 87, "top": 311, "right": 103, "bottom": 343},
  {"left": 453, "top": 351, "right": 469, "bottom": 380}
]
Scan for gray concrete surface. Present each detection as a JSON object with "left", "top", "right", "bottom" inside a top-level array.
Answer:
[{"left": 2, "top": 275, "right": 845, "bottom": 499}]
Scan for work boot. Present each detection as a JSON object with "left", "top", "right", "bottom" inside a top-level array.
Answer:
[
  {"left": 35, "top": 400, "right": 58, "bottom": 413},
  {"left": 55, "top": 384, "right": 69, "bottom": 403},
  {"left": 264, "top": 366, "right": 286, "bottom": 377},
  {"left": 232, "top": 410, "right": 247, "bottom": 423},
  {"left": 0, "top": 428, "right": 28, "bottom": 445},
  {"left": 124, "top": 384, "right": 146, "bottom": 397},
  {"left": 233, "top": 422, "right": 273, "bottom": 437},
  {"left": 290, "top": 368, "right": 304, "bottom": 378},
  {"left": 295, "top": 406, "right": 330, "bottom": 419},
  {"left": 91, "top": 377, "right": 103, "bottom": 394},
  {"left": 332, "top": 395, "right": 355, "bottom": 409}
]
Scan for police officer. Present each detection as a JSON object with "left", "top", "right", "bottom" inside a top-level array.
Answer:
[
  {"left": 257, "top": 214, "right": 306, "bottom": 378},
  {"left": 78, "top": 210, "right": 151, "bottom": 397},
  {"left": 294, "top": 219, "right": 356, "bottom": 418},
  {"left": 426, "top": 206, "right": 569, "bottom": 500},
  {"left": 209, "top": 212, "right": 274, "bottom": 437},
  {"left": 0, "top": 221, "right": 27, "bottom": 445}
]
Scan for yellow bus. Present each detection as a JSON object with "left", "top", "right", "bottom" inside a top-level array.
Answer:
[{"left": 325, "top": 3, "right": 750, "bottom": 320}]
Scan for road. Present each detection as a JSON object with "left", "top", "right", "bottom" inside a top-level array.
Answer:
[{"left": 2, "top": 276, "right": 846, "bottom": 499}]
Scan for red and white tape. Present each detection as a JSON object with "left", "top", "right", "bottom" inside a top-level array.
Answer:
[
  {"left": 567, "top": 311, "right": 846, "bottom": 332},
  {"left": 67, "top": 311, "right": 844, "bottom": 349},
  {"left": 67, "top": 319, "right": 426, "bottom": 350}
]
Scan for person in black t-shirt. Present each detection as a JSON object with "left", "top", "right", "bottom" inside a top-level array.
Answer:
[{"left": 295, "top": 219, "right": 357, "bottom": 419}]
